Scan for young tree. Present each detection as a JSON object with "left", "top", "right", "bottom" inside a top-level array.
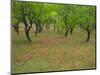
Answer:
[
  {"left": 12, "top": 1, "right": 35, "bottom": 41},
  {"left": 67, "top": 5, "right": 78, "bottom": 35},
  {"left": 58, "top": 5, "right": 72, "bottom": 37},
  {"left": 77, "top": 6, "right": 96, "bottom": 42},
  {"left": 11, "top": 1, "right": 21, "bottom": 35}
]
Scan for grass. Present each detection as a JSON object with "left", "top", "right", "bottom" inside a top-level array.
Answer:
[{"left": 12, "top": 26, "right": 96, "bottom": 73}]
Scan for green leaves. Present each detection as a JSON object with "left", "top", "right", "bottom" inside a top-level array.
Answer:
[{"left": 12, "top": 1, "right": 96, "bottom": 39}]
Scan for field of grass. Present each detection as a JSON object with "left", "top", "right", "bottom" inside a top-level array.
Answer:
[{"left": 12, "top": 26, "right": 96, "bottom": 73}]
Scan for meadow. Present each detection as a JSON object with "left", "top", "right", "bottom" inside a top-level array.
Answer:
[{"left": 12, "top": 25, "right": 96, "bottom": 73}]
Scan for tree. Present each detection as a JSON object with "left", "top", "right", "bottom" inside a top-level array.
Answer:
[
  {"left": 11, "top": 1, "right": 21, "bottom": 35},
  {"left": 77, "top": 6, "right": 96, "bottom": 42},
  {"left": 58, "top": 5, "right": 75, "bottom": 37},
  {"left": 67, "top": 5, "right": 78, "bottom": 35},
  {"left": 12, "top": 1, "right": 34, "bottom": 41},
  {"left": 12, "top": 1, "right": 96, "bottom": 42}
]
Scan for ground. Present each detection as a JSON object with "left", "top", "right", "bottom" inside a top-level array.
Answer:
[{"left": 12, "top": 26, "right": 96, "bottom": 73}]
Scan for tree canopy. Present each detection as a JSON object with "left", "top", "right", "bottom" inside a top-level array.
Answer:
[{"left": 12, "top": 1, "right": 96, "bottom": 42}]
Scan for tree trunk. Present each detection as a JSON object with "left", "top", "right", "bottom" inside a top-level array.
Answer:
[
  {"left": 38, "top": 22, "right": 41, "bottom": 32},
  {"left": 24, "top": 20, "right": 32, "bottom": 42},
  {"left": 86, "top": 30, "right": 90, "bottom": 42},
  {"left": 65, "top": 29, "right": 68, "bottom": 37},
  {"left": 25, "top": 29, "right": 31, "bottom": 42},
  {"left": 35, "top": 23, "right": 38, "bottom": 36},
  {"left": 70, "top": 28, "right": 73, "bottom": 35},
  {"left": 16, "top": 29, "right": 19, "bottom": 35},
  {"left": 12, "top": 25, "right": 19, "bottom": 35},
  {"left": 38, "top": 24, "right": 42, "bottom": 32}
]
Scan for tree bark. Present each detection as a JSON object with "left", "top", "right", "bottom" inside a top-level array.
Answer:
[
  {"left": 35, "top": 19, "right": 43, "bottom": 36},
  {"left": 25, "top": 29, "right": 31, "bottom": 42},
  {"left": 12, "top": 25, "right": 19, "bottom": 35},
  {"left": 70, "top": 28, "right": 73, "bottom": 35},
  {"left": 16, "top": 28, "right": 19, "bottom": 35},
  {"left": 23, "top": 18, "right": 32, "bottom": 42},
  {"left": 65, "top": 29, "right": 68, "bottom": 37},
  {"left": 86, "top": 30, "right": 90, "bottom": 42},
  {"left": 37, "top": 20, "right": 41, "bottom": 32},
  {"left": 38, "top": 24, "right": 42, "bottom": 32},
  {"left": 35, "top": 22, "right": 39, "bottom": 36},
  {"left": 80, "top": 24, "right": 91, "bottom": 42}
]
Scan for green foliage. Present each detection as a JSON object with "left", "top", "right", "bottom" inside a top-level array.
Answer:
[
  {"left": 12, "top": 1, "right": 96, "bottom": 28},
  {"left": 76, "top": 6, "right": 96, "bottom": 28},
  {"left": 12, "top": 1, "right": 96, "bottom": 41}
]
